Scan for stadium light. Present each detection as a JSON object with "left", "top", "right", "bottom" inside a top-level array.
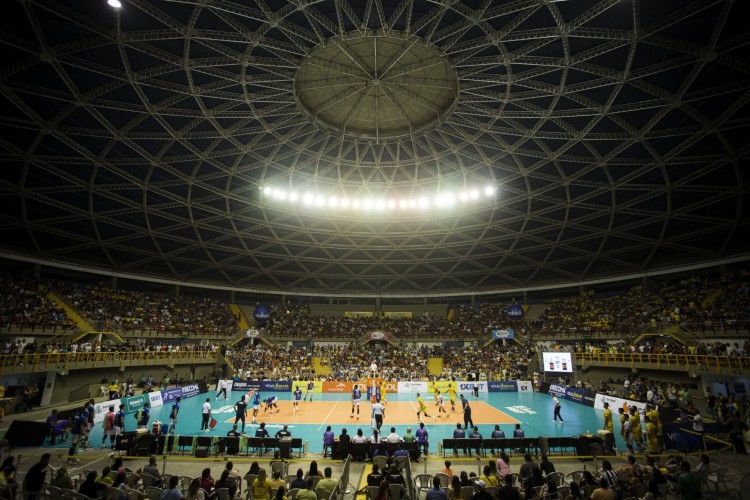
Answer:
[{"left": 108, "top": 0, "right": 122, "bottom": 8}]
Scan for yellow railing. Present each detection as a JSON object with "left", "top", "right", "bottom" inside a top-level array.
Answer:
[
  {"left": 574, "top": 352, "right": 748, "bottom": 373},
  {"left": 0, "top": 350, "right": 217, "bottom": 376}
]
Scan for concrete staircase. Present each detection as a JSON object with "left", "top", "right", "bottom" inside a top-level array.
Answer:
[
  {"left": 48, "top": 292, "right": 95, "bottom": 332},
  {"left": 312, "top": 356, "right": 330, "bottom": 376},
  {"left": 229, "top": 304, "right": 249, "bottom": 330},
  {"left": 427, "top": 357, "right": 443, "bottom": 376}
]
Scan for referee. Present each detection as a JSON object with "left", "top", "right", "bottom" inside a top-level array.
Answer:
[
  {"left": 371, "top": 400, "right": 385, "bottom": 431},
  {"left": 459, "top": 394, "right": 474, "bottom": 429},
  {"left": 201, "top": 398, "right": 212, "bottom": 431}
]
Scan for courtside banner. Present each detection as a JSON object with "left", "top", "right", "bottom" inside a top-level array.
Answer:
[
  {"left": 261, "top": 380, "right": 292, "bottom": 392},
  {"left": 93, "top": 399, "right": 120, "bottom": 423},
  {"left": 458, "top": 381, "right": 488, "bottom": 393},
  {"left": 122, "top": 393, "right": 148, "bottom": 413},
  {"left": 181, "top": 383, "right": 200, "bottom": 399},
  {"left": 488, "top": 381, "right": 518, "bottom": 392},
  {"left": 517, "top": 381, "right": 533, "bottom": 392},
  {"left": 322, "top": 381, "right": 354, "bottom": 393},
  {"left": 564, "top": 386, "right": 594, "bottom": 407},
  {"left": 398, "top": 381, "right": 428, "bottom": 393},
  {"left": 161, "top": 387, "right": 182, "bottom": 403},
  {"left": 429, "top": 381, "right": 458, "bottom": 393},
  {"left": 149, "top": 391, "right": 163, "bottom": 408},
  {"left": 232, "top": 380, "right": 262, "bottom": 392},
  {"left": 594, "top": 393, "right": 655, "bottom": 419},
  {"left": 290, "top": 381, "right": 322, "bottom": 393}
]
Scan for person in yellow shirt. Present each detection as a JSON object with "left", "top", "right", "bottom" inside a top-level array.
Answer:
[
  {"left": 630, "top": 409, "right": 644, "bottom": 452},
  {"left": 416, "top": 393, "right": 436, "bottom": 423},
  {"left": 647, "top": 404, "right": 663, "bottom": 451},
  {"left": 619, "top": 408, "right": 627, "bottom": 439},
  {"left": 252, "top": 468, "right": 271, "bottom": 500},
  {"left": 645, "top": 416, "right": 659, "bottom": 456},
  {"left": 108, "top": 382, "right": 119, "bottom": 400},
  {"left": 603, "top": 402, "right": 614, "bottom": 433},
  {"left": 448, "top": 386, "right": 457, "bottom": 412},
  {"left": 380, "top": 381, "right": 387, "bottom": 406},
  {"left": 433, "top": 384, "right": 441, "bottom": 406}
]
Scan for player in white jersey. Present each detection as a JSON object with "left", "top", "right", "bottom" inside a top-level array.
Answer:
[{"left": 437, "top": 392, "right": 448, "bottom": 417}]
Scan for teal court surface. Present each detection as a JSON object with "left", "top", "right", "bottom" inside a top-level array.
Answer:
[{"left": 73, "top": 391, "right": 621, "bottom": 454}]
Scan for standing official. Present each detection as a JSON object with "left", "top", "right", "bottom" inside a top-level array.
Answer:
[
  {"left": 201, "top": 398, "right": 212, "bottom": 432},
  {"left": 552, "top": 394, "right": 564, "bottom": 422}
]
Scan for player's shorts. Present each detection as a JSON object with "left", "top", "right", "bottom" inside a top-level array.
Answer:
[
  {"left": 170, "top": 418, "right": 177, "bottom": 426},
  {"left": 104, "top": 428, "right": 115, "bottom": 437},
  {"left": 353, "top": 399, "right": 361, "bottom": 406},
  {"left": 71, "top": 434, "right": 80, "bottom": 444},
  {"left": 419, "top": 405, "right": 427, "bottom": 413},
  {"left": 253, "top": 404, "right": 260, "bottom": 411},
  {"left": 114, "top": 426, "right": 122, "bottom": 436}
]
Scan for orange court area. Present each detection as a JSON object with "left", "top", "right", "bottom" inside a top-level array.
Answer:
[{"left": 225, "top": 400, "right": 519, "bottom": 426}]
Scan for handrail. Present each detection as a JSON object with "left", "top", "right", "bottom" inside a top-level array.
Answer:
[
  {"left": 0, "top": 349, "right": 217, "bottom": 376},
  {"left": 574, "top": 352, "right": 748, "bottom": 373}
]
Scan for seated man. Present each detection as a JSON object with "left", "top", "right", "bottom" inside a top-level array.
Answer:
[{"left": 314, "top": 467, "right": 337, "bottom": 500}]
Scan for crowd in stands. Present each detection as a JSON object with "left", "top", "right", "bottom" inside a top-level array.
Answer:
[
  {"left": 541, "top": 339, "right": 750, "bottom": 357},
  {"left": 227, "top": 342, "right": 317, "bottom": 380},
  {"left": 0, "top": 275, "right": 76, "bottom": 332},
  {"left": 59, "top": 284, "right": 239, "bottom": 336}
]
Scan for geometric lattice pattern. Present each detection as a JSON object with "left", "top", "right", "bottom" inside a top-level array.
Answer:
[{"left": 0, "top": 0, "right": 748, "bottom": 295}]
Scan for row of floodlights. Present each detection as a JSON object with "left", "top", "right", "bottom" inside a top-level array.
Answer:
[{"left": 261, "top": 186, "right": 496, "bottom": 210}]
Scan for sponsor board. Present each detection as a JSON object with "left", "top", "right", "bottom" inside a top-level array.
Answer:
[
  {"left": 232, "top": 380, "right": 262, "bottom": 392},
  {"left": 290, "top": 381, "right": 322, "bottom": 393},
  {"left": 488, "top": 381, "right": 518, "bottom": 392},
  {"left": 149, "top": 391, "right": 163, "bottom": 408},
  {"left": 517, "top": 381, "right": 532, "bottom": 392},
  {"left": 458, "top": 381, "right": 488, "bottom": 393},
  {"left": 428, "top": 381, "right": 458, "bottom": 393},
  {"left": 122, "top": 394, "right": 148, "bottom": 414},
  {"left": 397, "top": 381, "right": 428, "bottom": 394},
  {"left": 161, "top": 387, "right": 182, "bottom": 403},
  {"left": 492, "top": 329, "right": 515, "bottom": 340},
  {"left": 181, "top": 383, "right": 200, "bottom": 399},
  {"left": 322, "top": 381, "right": 354, "bottom": 393},
  {"left": 261, "top": 380, "right": 292, "bottom": 392},
  {"left": 93, "top": 399, "right": 120, "bottom": 424},
  {"left": 594, "top": 393, "right": 655, "bottom": 420}
]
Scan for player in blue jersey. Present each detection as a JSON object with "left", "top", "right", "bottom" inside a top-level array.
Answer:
[
  {"left": 251, "top": 390, "right": 262, "bottom": 424},
  {"left": 304, "top": 381, "right": 314, "bottom": 402},
  {"left": 169, "top": 397, "right": 181, "bottom": 435},
  {"left": 264, "top": 395, "right": 280, "bottom": 413},
  {"left": 67, "top": 410, "right": 86, "bottom": 464},
  {"left": 293, "top": 386, "right": 302, "bottom": 413},
  {"left": 351, "top": 385, "right": 362, "bottom": 419}
]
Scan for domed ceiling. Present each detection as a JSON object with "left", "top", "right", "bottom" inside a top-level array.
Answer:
[{"left": 0, "top": 0, "right": 748, "bottom": 296}]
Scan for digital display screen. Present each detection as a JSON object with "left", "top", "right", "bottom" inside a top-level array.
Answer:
[{"left": 542, "top": 352, "right": 573, "bottom": 373}]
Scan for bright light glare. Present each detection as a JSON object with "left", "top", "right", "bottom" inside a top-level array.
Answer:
[
  {"left": 108, "top": 0, "right": 122, "bottom": 8},
  {"left": 262, "top": 184, "right": 496, "bottom": 213}
]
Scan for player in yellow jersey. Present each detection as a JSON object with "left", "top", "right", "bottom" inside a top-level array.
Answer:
[
  {"left": 646, "top": 404, "right": 663, "bottom": 451},
  {"left": 380, "top": 380, "right": 387, "bottom": 406},
  {"left": 619, "top": 407, "right": 627, "bottom": 440},
  {"left": 448, "top": 386, "right": 457, "bottom": 412},
  {"left": 645, "top": 415, "right": 659, "bottom": 456},
  {"left": 603, "top": 402, "right": 614, "bottom": 433},
  {"left": 630, "top": 408, "right": 644, "bottom": 452},
  {"left": 416, "top": 393, "right": 436, "bottom": 423}
]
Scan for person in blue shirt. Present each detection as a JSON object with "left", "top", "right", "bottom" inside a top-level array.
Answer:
[
  {"left": 489, "top": 424, "right": 505, "bottom": 456},
  {"left": 415, "top": 422, "right": 429, "bottom": 455},
  {"left": 425, "top": 477, "right": 448, "bottom": 500},
  {"left": 81, "top": 402, "right": 91, "bottom": 448},
  {"left": 115, "top": 404, "right": 126, "bottom": 435},
  {"left": 323, "top": 426, "right": 335, "bottom": 457},
  {"left": 351, "top": 385, "right": 362, "bottom": 419},
  {"left": 305, "top": 381, "right": 314, "bottom": 402},
  {"left": 293, "top": 387, "right": 302, "bottom": 413},
  {"left": 255, "top": 422, "right": 269, "bottom": 438},
  {"left": 67, "top": 411, "right": 85, "bottom": 464},
  {"left": 513, "top": 424, "right": 525, "bottom": 438},
  {"left": 169, "top": 397, "right": 180, "bottom": 435},
  {"left": 459, "top": 394, "right": 474, "bottom": 429},
  {"left": 138, "top": 403, "right": 151, "bottom": 428},
  {"left": 469, "top": 426, "right": 483, "bottom": 456},
  {"left": 251, "top": 390, "right": 262, "bottom": 424},
  {"left": 234, "top": 395, "right": 248, "bottom": 432},
  {"left": 264, "top": 396, "right": 280, "bottom": 414},
  {"left": 453, "top": 423, "right": 467, "bottom": 455}
]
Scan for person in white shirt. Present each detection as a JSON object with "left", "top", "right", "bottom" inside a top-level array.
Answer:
[
  {"left": 352, "top": 429, "right": 368, "bottom": 444},
  {"left": 200, "top": 398, "right": 212, "bottom": 431},
  {"left": 372, "top": 402, "right": 385, "bottom": 431},
  {"left": 385, "top": 427, "right": 402, "bottom": 443},
  {"left": 216, "top": 379, "right": 227, "bottom": 400},
  {"left": 552, "top": 394, "right": 564, "bottom": 422}
]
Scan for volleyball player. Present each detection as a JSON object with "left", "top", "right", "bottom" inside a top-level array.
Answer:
[
  {"left": 351, "top": 384, "right": 362, "bottom": 419},
  {"left": 293, "top": 386, "right": 302, "bottom": 412},
  {"left": 437, "top": 391, "right": 448, "bottom": 417},
  {"left": 416, "top": 393, "right": 436, "bottom": 423},
  {"left": 304, "top": 381, "right": 314, "bottom": 401},
  {"left": 251, "top": 390, "right": 262, "bottom": 424}
]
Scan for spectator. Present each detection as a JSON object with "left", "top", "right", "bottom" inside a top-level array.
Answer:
[
  {"left": 79, "top": 471, "right": 107, "bottom": 499},
  {"left": 51, "top": 466, "right": 75, "bottom": 490},
  {"left": 497, "top": 452, "right": 511, "bottom": 479},
  {"left": 519, "top": 453, "right": 538, "bottom": 479},
  {"left": 497, "top": 474, "right": 520, "bottom": 500},
  {"left": 23, "top": 453, "right": 50, "bottom": 500},
  {"left": 523, "top": 469, "right": 545, "bottom": 499},
  {"left": 295, "top": 478, "right": 317, "bottom": 500},
  {"left": 315, "top": 467, "right": 337, "bottom": 499},
  {"left": 540, "top": 455, "right": 555, "bottom": 475},
  {"left": 676, "top": 461, "right": 702, "bottom": 500},
  {"left": 185, "top": 478, "right": 205, "bottom": 500},
  {"left": 305, "top": 461, "right": 320, "bottom": 479},
  {"left": 252, "top": 469, "right": 271, "bottom": 500},
  {"left": 427, "top": 477, "right": 449, "bottom": 500},
  {"left": 290, "top": 469, "right": 307, "bottom": 490},
  {"left": 215, "top": 470, "right": 238, "bottom": 499},
  {"left": 199, "top": 468, "right": 215, "bottom": 494},
  {"left": 441, "top": 460, "right": 454, "bottom": 478},
  {"left": 590, "top": 478, "right": 616, "bottom": 500}
]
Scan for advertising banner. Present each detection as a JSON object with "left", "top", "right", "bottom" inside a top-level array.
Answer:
[
  {"left": 491, "top": 329, "right": 515, "bottom": 340},
  {"left": 149, "top": 391, "right": 163, "bottom": 409},
  {"left": 517, "top": 381, "right": 533, "bottom": 392},
  {"left": 383, "top": 312, "right": 412, "bottom": 318},
  {"left": 161, "top": 387, "right": 182, "bottom": 404},
  {"left": 122, "top": 394, "right": 148, "bottom": 414},
  {"left": 488, "top": 381, "right": 518, "bottom": 392},
  {"left": 594, "top": 393, "right": 656, "bottom": 419},
  {"left": 232, "top": 380, "right": 262, "bottom": 392},
  {"left": 93, "top": 399, "right": 120, "bottom": 424},
  {"left": 181, "top": 383, "right": 201, "bottom": 399},
  {"left": 457, "top": 381, "right": 488, "bottom": 393},
  {"left": 322, "top": 381, "right": 354, "bottom": 393},
  {"left": 344, "top": 311, "right": 374, "bottom": 317},
  {"left": 429, "top": 381, "right": 458, "bottom": 393},
  {"left": 564, "top": 386, "right": 595, "bottom": 407},
  {"left": 397, "top": 381, "right": 428, "bottom": 394},
  {"left": 261, "top": 380, "right": 292, "bottom": 392},
  {"left": 289, "top": 381, "right": 322, "bottom": 393}
]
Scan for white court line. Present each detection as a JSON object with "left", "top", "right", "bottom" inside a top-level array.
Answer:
[{"left": 316, "top": 398, "right": 341, "bottom": 431}]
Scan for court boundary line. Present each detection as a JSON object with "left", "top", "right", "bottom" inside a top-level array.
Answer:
[{"left": 316, "top": 397, "right": 341, "bottom": 431}]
